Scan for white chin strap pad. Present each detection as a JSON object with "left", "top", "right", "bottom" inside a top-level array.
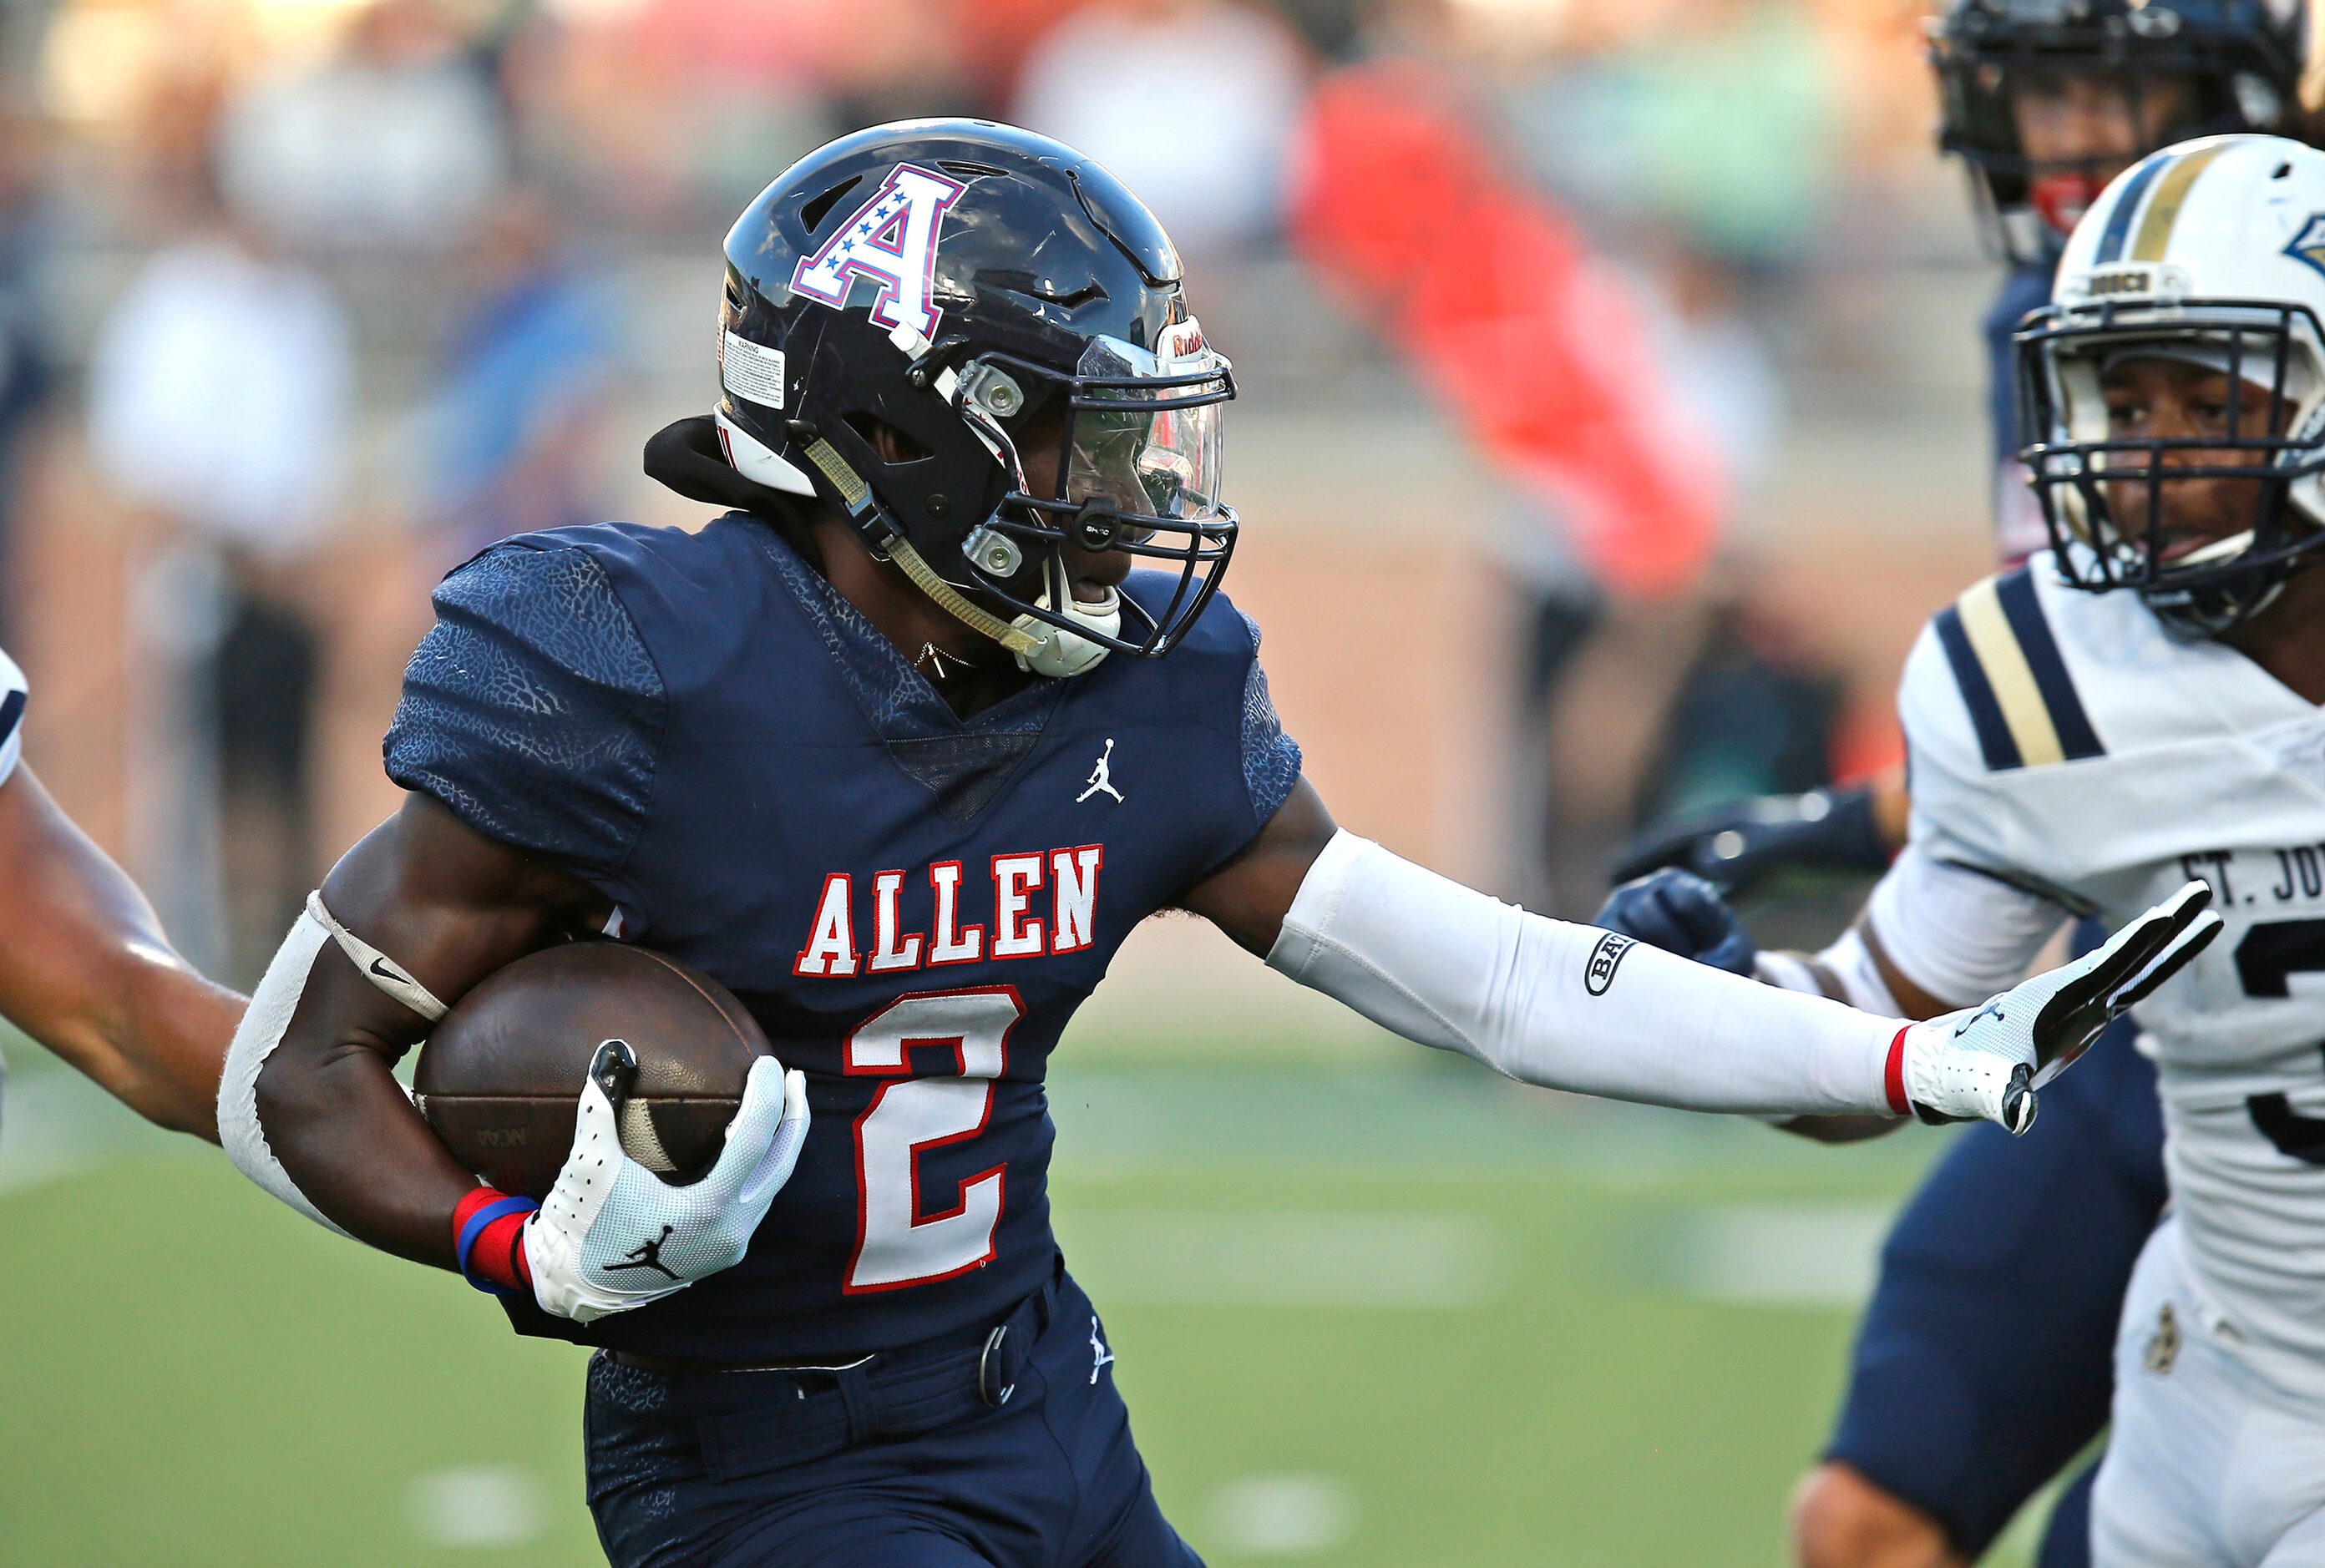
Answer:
[
  {"left": 1014, "top": 584, "right": 1121, "bottom": 678},
  {"left": 218, "top": 905, "right": 352, "bottom": 1236}
]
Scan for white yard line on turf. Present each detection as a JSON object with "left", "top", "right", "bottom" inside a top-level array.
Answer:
[
  {"left": 1661, "top": 1201, "right": 1898, "bottom": 1308},
  {"left": 1206, "top": 1474, "right": 1355, "bottom": 1557},
  {"left": 406, "top": 1466, "right": 548, "bottom": 1547},
  {"left": 1061, "top": 1211, "right": 1504, "bottom": 1308}
]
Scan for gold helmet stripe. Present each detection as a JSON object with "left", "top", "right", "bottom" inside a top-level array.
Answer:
[{"left": 2131, "top": 142, "right": 2235, "bottom": 262}]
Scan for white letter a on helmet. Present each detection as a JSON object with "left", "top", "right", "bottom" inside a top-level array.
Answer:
[{"left": 789, "top": 164, "right": 966, "bottom": 340}]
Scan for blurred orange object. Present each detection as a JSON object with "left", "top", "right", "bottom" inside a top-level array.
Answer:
[{"left": 1289, "top": 61, "right": 1725, "bottom": 601}]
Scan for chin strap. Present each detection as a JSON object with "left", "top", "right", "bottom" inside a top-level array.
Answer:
[
  {"left": 784, "top": 422, "right": 1064, "bottom": 663},
  {"left": 881, "top": 528, "right": 1044, "bottom": 658},
  {"left": 695, "top": 409, "right": 1121, "bottom": 675}
]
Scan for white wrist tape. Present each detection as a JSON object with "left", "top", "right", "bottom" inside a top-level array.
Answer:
[
  {"left": 305, "top": 890, "right": 447, "bottom": 1021},
  {"left": 218, "top": 905, "right": 350, "bottom": 1235},
  {"left": 1265, "top": 832, "right": 1897, "bottom": 1118}
]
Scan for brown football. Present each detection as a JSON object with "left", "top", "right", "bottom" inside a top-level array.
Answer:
[{"left": 413, "top": 941, "right": 772, "bottom": 1198}]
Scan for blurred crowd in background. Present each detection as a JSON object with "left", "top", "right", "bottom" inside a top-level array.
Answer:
[{"left": 0, "top": 0, "right": 1994, "bottom": 992}]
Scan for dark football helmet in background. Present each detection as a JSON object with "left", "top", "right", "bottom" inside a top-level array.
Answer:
[
  {"left": 711, "top": 119, "right": 1237, "bottom": 677},
  {"left": 1932, "top": 0, "right": 2312, "bottom": 261}
]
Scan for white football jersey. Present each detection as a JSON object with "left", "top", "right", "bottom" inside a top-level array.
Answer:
[
  {"left": 1898, "top": 554, "right": 2325, "bottom": 1396},
  {"left": 0, "top": 643, "right": 23, "bottom": 787}
]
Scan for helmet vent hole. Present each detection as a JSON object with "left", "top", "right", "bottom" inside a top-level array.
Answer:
[
  {"left": 800, "top": 176, "right": 864, "bottom": 234},
  {"left": 2277, "top": 161, "right": 2295, "bottom": 179},
  {"left": 1003, "top": 280, "right": 1106, "bottom": 311},
  {"left": 937, "top": 160, "right": 1007, "bottom": 180},
  {"left": 846, "top": 412, "right": 934, "bottom": 463}
]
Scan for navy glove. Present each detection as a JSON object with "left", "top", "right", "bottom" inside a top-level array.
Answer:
[
  {"left": 1592, "top": 869, "right": 1757, "bottom": 976},
  {"left": 1612, "top": 785, "right": 1887, "bottom": 897}
]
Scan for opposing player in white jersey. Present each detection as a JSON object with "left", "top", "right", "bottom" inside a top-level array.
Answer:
[
  {"left": 2000, "top": 133, "right": 2325, "bottom": 1565},
  {"left": 0, "top": 643, "right": 241, "bottom": 1138},
  {"left": 1601, "top": 131, "right": 2325, "bottom": 1564}
]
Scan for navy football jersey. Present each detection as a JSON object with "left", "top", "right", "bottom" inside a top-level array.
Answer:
[{"left": 388, "top": 514, "right": 1299, "bottom": 1361}]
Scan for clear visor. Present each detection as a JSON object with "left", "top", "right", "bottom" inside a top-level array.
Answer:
[
  {"left": 1050, "top": 331, "right": 1232, "bottom": 524},
  {"left": 1064, "top": 392, "right": 1225, "bottom": 523}
]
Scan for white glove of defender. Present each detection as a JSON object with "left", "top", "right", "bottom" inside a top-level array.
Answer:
[
  {"left": 1897, "top": 880, "right": 2220, "bottom": 1134},
  {"left": 527, "top": 1040, "right": 810, "bottom": 1323}
]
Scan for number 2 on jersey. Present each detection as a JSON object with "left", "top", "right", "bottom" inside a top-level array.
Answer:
[{"left": 843, "top": 986, "right": 1025, "bottom": 1292}]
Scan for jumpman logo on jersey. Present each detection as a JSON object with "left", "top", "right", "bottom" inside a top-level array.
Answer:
[
  {"left": 1077, "top": 739, "right": 1124, "bottom": 804},
  {"left": 1088, "top": 1315, "right": 1115, "bottom": 1383},
  {"left": 603, "top": 1224, "right": 681, "bottom": 1281}
]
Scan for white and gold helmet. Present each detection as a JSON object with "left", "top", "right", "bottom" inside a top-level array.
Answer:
[{"left": 2019, "top": 132, "right": 2325, "bottom": 634}]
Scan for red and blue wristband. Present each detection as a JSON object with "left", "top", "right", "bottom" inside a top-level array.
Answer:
[{"left": 453, "top": 1187, "right": 537, "bottom": 1297}]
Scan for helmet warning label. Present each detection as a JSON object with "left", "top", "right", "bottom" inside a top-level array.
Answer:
[{"left": 722, "top": 332, "right": 786, "bottom": 410}]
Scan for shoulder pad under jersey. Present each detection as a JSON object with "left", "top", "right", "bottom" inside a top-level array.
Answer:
[{"left": 386, "top": 536, "right": 666, "bottom": 881}]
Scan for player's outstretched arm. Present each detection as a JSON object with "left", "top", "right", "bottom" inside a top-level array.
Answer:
[
  {"left": 1184, "top": 781, "right": 2219, "bottom": 1130},
  {"left": 0, "top": 763, "right": 243, "bottom": 1140},
  {"left": 1592, "top": 857, "right": 2085, "bottom": 1141}
]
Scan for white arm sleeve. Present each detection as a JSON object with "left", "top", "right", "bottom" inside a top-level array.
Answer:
[
  {"left": 1265, "top": 832, "right": 1899, "bottom": 1118},
  {"left": 1866, "top": 843, "right": 2065, "bottom": 1009},
  {"left": 217, "top": 905, "right": 350, "bottom": 1235}
]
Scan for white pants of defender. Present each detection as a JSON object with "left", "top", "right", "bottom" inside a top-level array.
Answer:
[{"left": 2092, "top": 1218, "right": 2325, "bottom": 1566}]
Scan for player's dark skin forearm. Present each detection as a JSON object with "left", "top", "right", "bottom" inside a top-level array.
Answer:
[
  {"left": 255, "top": 794, "right": 610, "bottom": 1267},
  {"left": 0, "top": 764, "right": 244, "bottom": 1140}
]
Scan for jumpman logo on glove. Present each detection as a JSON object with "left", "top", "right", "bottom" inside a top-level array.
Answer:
[{"left": 602, "top": 1225, "right": 681, "bottom": 1281}]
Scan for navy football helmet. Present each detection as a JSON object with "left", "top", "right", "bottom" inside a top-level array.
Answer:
[
  {"left": 709, "top": 119, "right": 1236, "bottom": 675},
  {"left": 1932, "top": 0, "right": 2312, "bottom": 261}
]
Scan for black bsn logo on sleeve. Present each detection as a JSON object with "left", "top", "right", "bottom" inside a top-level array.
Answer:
[{"left": 1585, "top": 932, "right": 1635, "bottom": 997}]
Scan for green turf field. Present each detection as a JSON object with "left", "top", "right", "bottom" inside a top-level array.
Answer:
[{"left": 0, "top": 1038, "right": 2061, "bottom": 1566}]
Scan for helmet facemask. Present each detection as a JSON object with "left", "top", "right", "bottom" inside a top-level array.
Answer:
[
  {"left": 2018, "top": 296, "right": 2325, "bottom": 635},
  {"left": 711, "top": 126, "right": 1242, "bottom": 678},
  {"left": 942, "top": 326, "right": 1238, "bottom": 670}
]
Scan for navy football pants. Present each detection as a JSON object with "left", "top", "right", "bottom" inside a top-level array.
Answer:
[
  {"left": 584, "top": 1268, "right": 1201, "bottom": 1568},
  {"left": 1826, "top": 999, "right": 2165, "bottom": 1562}
]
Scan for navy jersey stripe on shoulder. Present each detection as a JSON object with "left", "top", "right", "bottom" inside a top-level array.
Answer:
[
  {"left": 1993, "top": 569, "right": 2104, "bottom": 761},
  {"left": 1934, "top": 604, "right": 2024, "bottom": 771},
  {"left": 0, "top": 686, "right": 23, "bottom": 751}
]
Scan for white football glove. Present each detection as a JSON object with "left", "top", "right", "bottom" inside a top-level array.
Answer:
[
  {"left": 526, "top": 1039, "right": 810, "bottom": 1323},
  {"left": 1897, "top": 880, "right": 2220, "bottom": 1134}
]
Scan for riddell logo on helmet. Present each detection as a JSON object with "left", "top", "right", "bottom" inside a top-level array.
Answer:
[
  {"left": 1156, "top": 318, "right": 1209, "bottom": 365},
  {"left": 790, "top": 163, "right": 967, "bottom": 339},
  {"left": 2085, "top": 267, "right": 2156, "bottom": 297}
]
